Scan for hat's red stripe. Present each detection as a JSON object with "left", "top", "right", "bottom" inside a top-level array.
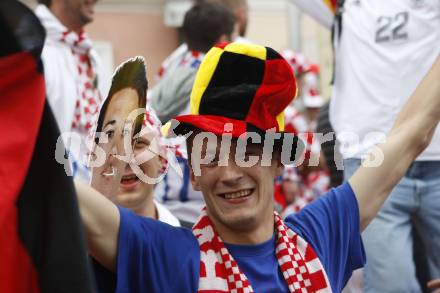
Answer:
[
  {"left": 176, "top": 115, "right": 247, "bottom": 137},
  {"left": 246, "top": 59, "right": 296, "bottom": 132}
]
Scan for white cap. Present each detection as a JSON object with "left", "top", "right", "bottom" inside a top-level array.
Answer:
[{"left": 302, "top": 73, "right": 325, "bottom": 108}]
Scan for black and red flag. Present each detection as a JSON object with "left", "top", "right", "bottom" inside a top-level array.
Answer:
[{"left": 0, "top": 1, "right": 94, "bottom": 292}]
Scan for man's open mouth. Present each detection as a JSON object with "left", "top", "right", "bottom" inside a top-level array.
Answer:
[{"left": 120, "top": 174, "right": 139, "bottom": 186}]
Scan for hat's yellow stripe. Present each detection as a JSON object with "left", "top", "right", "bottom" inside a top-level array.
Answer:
[
  {"left": 277, "top": 82, "right": 298, "bottom": 131},
  {"left": 224, "top": 43, "right": 266, "bottom": 61},
  {"left": 276, "top": 112, "right": 285, "bottom": 131},
  {"left": 190, "top": 47, "right": 224, "bottom": 115}
]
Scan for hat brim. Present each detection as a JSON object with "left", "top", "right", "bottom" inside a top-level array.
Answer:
[
  {"left": 171, "top": 114, "right": 305, "bottom": 163},
  {"left": 173, "top": 114, "right": 251, "bottom": 137}
]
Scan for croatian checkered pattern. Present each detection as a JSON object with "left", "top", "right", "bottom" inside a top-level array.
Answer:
[
  {"left": 143, "top": 103, "right": 162, "bottom": 136},
  {"left": 157, "top": 49, "right": 205, "bottom": 82},
  {"left": 60, "top": 30, "right": 101, "bottom": 137},
  {"left": 281, "top": 50, "right": 323, "bottom": 109},
  {"left": 275, "top": 166, "right": 330, "bottom": 217},
  {"left": 219, "top": 246, "right": 252, "bottom": 293},
  {"left": 280, "top": 49, "right": 319, "bottom": 76},
  {"left": 284, "top": 105, "right": 316, "bottom": 161},
  {"left": 279, "top": 168, "right": 330, "bottom": 216},
  {"left": 281, "top": 105, "right": 330, "bottom": 215},
  {"left": 192, "top": 209, "right": 332, "bottom": 292},
  {"left": 284, "top": 106, "right": 309, "bottom": 135}
]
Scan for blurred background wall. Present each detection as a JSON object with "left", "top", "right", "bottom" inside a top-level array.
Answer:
[{"left": 23, "top": 0, "right": 332, "bottom": 96}]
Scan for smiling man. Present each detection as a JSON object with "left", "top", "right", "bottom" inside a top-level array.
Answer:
[{"left": 75, "top": 43, "right": 440, "bottom": 293}]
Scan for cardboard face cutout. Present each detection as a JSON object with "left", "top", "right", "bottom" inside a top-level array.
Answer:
[{"left": 90, "top": 57, "right": 147, "bottom": 198}]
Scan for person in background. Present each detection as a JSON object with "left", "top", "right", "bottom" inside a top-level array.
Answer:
[
  {"left": 200, "top": 0, "right": 249, "bottom": 42},
  {"left": 89, "top": 58, "right": 179, "bottom": 293},
  {"left": 35, "top": 0, "right": 106, "bottom": 181},
  {"left": 316, "top": 101, "right": 344, "bottom": 187},
  {"left": 150, "top": 2, "right": 235, "bottom": 123},
  {"left": 288, "top": 1, "right": 440, "bottom": 291},
  {"left": 316, "top": 101, "right": 344, "bottom": 188},
  {"left": 92, "top": 107, "right": 180, "bottom": 293},
  {"left": 92, "top": 106, "right": 181, "bottom": 292},
  {"left": 279, "top": 165, "right": 330, "bottom": 218},
  {"left": 151, "top": 2, "right": 235, "bottom": 226},
  {"left": 155, "top": 0, "right": 249, "bottom": 85},
  {"left": 279, "top": 50, "right": 330, "bottom": 215},
  {"left": 300, "top": 70, "right": 324, "bottom": 129},
  {"left": 273, "top": 165, "right": 301, "bottom": 213},
  {"left": 89, "top": 57, "right": 179, "bottom": 226},
  {"left": 116, "top": 105, "right": 180, "bottom": 226}
]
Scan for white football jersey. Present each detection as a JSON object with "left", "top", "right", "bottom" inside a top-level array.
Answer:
[{"left": 329, "top": 0, "right": 440, "bottom": 159}]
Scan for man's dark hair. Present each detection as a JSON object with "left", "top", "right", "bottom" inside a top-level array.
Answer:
[
  {"left": 95, "top": 57, "right": 147, "bottom": 139},
  {"left": 196, "top": 0, "right": 248, "bottom": 12},
  {"left": 38, "top": 0, "right": 52, "bottom": 7},
  {"left": 182, "top": 2, "right": 235, "bottom": 52}
]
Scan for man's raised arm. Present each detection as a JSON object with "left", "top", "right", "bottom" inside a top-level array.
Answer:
[
  {"left": 288, "top": 0, "right": 335, "bottom": 30},
  {"left": 349, "top": 55, "right": 440, "bottom": 231},
  {"left": 74, "top": 180, "right": 120, "bottom": 272}
]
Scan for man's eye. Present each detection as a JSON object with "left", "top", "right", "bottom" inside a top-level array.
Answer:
[{"left": 105, "top": 130, "right": 115, "bottom": 139}]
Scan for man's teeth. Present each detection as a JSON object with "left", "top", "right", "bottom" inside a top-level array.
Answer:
[
  {"left": 223, "top": 189, "right": 252, "bottom": 199},
  {"left": 122, "top": 174, "right": 137, "bottom": 181}
]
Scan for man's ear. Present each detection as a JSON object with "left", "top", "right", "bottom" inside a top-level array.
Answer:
[{"left": 189, "top": 163, "right": 202, "bottom": 191}]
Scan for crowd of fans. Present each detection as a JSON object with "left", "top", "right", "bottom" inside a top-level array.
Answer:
[{"left": 30, "top": 0, "right": 440, "bottom": 292}]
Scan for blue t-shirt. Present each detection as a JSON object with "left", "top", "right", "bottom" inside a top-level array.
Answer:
[{"left": 94, "top": 182, "right": 365, "bottom": 293}]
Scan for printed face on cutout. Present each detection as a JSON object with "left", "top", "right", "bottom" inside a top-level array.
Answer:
[{"left": 90, "top": 87, "right": 139, "bottom": 198}]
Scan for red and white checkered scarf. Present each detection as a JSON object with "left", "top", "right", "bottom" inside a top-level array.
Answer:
[
  {"left": 60, "top": 29, "right": 101, "bottom": 136},
  {"left": 192, "top": 209, "right": 332, "bottom": 292}
]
